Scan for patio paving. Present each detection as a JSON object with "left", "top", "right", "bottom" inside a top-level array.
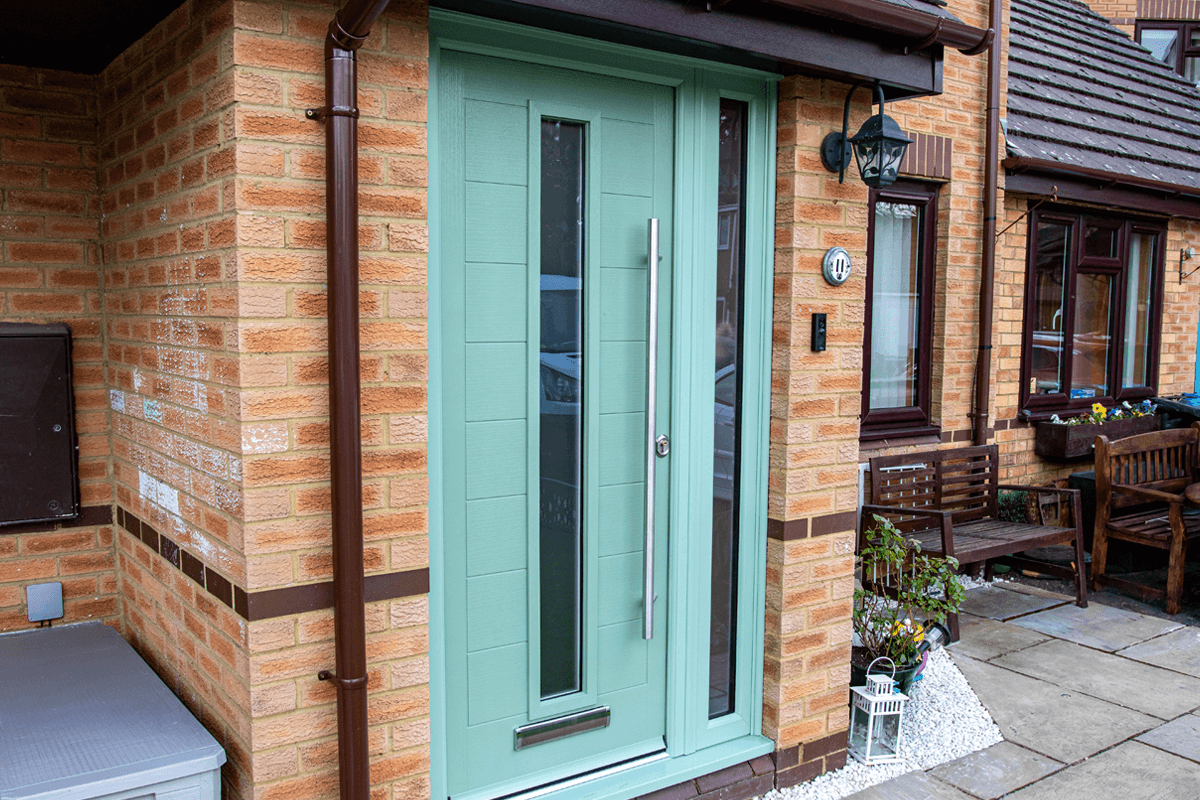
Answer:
[
  {"left": 1136, "top": 712, "right": 1200, "bottom": 761},
  {"left": 846, "top": 582, "right": 1200, "bottom": 800},
  {"left": 951, "top": 615, "right": 1049, "bottom": 662},
  {"left": 991, "top": 638, "right": 1200, "bottom": 719},
  {"left": 1008, "top": 600, "right": 1181, "bottom": 651},
  {"left": 928, "top": 741, "right": 1061, "bottom": 799},
  {"left": 1117, "top": 625, "right": 1200, "bottom": 678},
  {"left": 1004, "top": 741, "right": 1200, "bottom": 800},
  {"left": 952, "top": 656, "right": 1158, "bottom": 763},
  {"left": 959, "top": 585, "right": 1065, "bottom": 621}
]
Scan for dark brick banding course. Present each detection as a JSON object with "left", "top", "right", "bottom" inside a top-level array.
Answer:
[{"left": 635, "top": 731, "right": 850, "bottom": 800}]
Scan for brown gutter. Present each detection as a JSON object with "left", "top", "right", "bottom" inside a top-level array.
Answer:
[
  {"left": 306, "top": 2, "right": 392, "bottom": 799},
  {"left": 973, "top": 0, "right": 1002, "bottom": 446},
  {"left": 761, "top": 0, "right": 993, "bottom": 54},
  {"left": 1003, "top": 155, "right": 1200, "bottom": 201}
]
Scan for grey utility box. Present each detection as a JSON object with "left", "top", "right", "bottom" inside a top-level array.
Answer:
[{"left": 0, "top": 622, "right": 225, "bottom": 800}]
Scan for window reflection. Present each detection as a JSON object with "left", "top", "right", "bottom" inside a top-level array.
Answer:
[
  {"left": 1123, "top": 233, "right": 1157, "bottom": 389},
  {"left": 711, "top": 99, "right": 746, "bottom": 719},
  {"left": 1031, "top": 222, "right": 1069, "bottom": 395},
  {"left": 539, "top": 119, "right": 584, "bottom": 700},
  {"left": 868, "top": 201, "right": 922, "bottom": 409},
  {"left": 1141, "top": 27, "right": 1180, "bottom": 63},
  {"left": 1070, "top": 274, "right": 1112, "bottom": 399}
]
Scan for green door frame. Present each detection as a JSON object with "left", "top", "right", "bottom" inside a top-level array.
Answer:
[{"left": 428, "top": 12, "right": 779, "bottom": 800}]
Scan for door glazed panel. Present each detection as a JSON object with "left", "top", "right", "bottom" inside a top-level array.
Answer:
[{"left": 439, "top": 50, "right": 674, "bottom": 799}]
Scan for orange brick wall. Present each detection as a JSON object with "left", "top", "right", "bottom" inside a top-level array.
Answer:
[
  {"left": 230, "top": 2, "right": 431, "bottom": 799},
  {"left": 763, "top": 0, "right": 1001, "bottom": 763},
  {"left": 2, "top": 1, "right": 431, "bottom": 797},
  {"left": 96, "top": 1, "right": 253, "bottom": 795},
  {"left": 766, "top": 73, "right": 865, "bottom": 754},
  {"left": 0, "top": 66, "right": 117, "bottom": 631}
]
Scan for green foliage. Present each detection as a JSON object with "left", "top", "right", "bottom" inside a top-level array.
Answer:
[
  {"left": 997, "top": 490, "right": 1033, "bottom": 524},
  {"left": 854, "top": 515, "right": 966, "bottom": 666}
]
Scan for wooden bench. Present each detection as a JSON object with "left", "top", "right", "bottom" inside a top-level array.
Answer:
[
  {"left": 863, "top": 444, "right": 1088, "bottom": 638},
  {"left": 1093, "top": 424, "right": 1200, "bottom": 614}
]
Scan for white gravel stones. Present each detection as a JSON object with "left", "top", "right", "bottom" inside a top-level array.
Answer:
[
  {"left": 758, "top": 649, "right": 1003, "bottom": 800},
  {"left": 958, "top": 573, "right": 1012, "bottom": 591}
]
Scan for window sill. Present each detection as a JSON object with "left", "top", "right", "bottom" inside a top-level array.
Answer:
[{"left": 859, "top": 425, "right": 942, "bottom": 450}]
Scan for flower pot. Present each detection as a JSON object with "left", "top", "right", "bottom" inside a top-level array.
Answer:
[
  {"left": 850, "top": 648, "right": 922, "bottom": 695},
  {"left": 1034, "top": 414, "right": 1160, "bottom": 460}
]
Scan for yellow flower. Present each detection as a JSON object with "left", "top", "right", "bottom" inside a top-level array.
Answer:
[{"left": 1092, "top": 403, "right": 1107, "bottom": 418}]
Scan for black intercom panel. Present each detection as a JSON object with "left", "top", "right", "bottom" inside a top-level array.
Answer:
[
  {"left": 811, "top": 313, "right": 827, "bottom": 352},
  {"left": 0, "top": 323, "right": 80, "bottom": 527}
]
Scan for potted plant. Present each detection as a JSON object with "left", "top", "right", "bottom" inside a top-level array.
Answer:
[
  {"left": 1034, "top": 400, "right": 1160, "bottom": 460},
  {"left": 853, "top": 515, "right": 965, "bottom": 693}
]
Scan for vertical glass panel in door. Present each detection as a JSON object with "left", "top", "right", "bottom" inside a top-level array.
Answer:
[
  {"left": 540, "top": 119, "right": 584, "bottom": 699},
  {"left": 1122, "top": 233, "right": 1157, "bottom": 389},
  {"left": 1032, "top": 222, "right": 1069, "bottom": 395},
  {"left": 711, "top": 99, "right": 746, "bottom": 719},
  {"left": 868, "top": 201, "right": 922, "bottom": 409},
  {"left": 1071, "top": 273, "right": 1112, "bottom": 398}
]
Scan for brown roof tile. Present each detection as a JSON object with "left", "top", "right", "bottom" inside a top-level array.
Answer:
[{"left": 1007, "top": 0, "right": 1200, "bottom": 192}]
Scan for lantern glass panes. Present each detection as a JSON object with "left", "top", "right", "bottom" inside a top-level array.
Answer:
[
  {"left": 849, "top": 113, "right": 913, "bottom": 189},
  {"left": 848, "top": 673, "right": 908, "bottom": 765}
]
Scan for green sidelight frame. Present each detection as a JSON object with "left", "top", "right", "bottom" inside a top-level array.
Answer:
[{"left": 429, "top": 11, "right": 778, "bottom": 800}]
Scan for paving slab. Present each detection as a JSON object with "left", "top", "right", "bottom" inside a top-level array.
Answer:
[
  {"left": 951, "top": 654, "right": 1158, "bottom": 763},
  {"left": 951, "top": 615, "right": 1050, "bottom": 662},
  {"left": 960, "top": 585, "right": 1065, "bottom": 621},
  {"left": 999, "top": 581, "right": 1075, "bottom": 601},
  {"left": 1010, "top": 601, "right": 1181, "bottom": 651},
  {"left": 992, "top": 639, "right": 1200, "bottom": 719},
  {"left": 1117, "top": 626, "right": 1200, "bottom": 679},
  {"left": 1005, "top": 740, "right": 1200, "bottom": 800},
  {"left": 843, "top": 770, "right": 973, "bottom": 800},
  {"left": 929, "top": 741, "right": 1062, "bottom": 799},
  {"left": 1136, "top": 713, "right": 1200, "bottom": 761}
]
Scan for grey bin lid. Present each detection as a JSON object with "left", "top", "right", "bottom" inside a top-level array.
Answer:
[{"left": 0, "top": 622, "right": 225, "bottom": 800}]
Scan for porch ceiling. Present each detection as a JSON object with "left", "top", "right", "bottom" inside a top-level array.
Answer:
[{"left": 0, "top": 0, "right": 174, "bottom": 74}]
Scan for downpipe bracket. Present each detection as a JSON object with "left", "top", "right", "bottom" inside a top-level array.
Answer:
[
  {"left": 318, "top": 670, "right": 369, "bottom": 689},
  {"left": 306, "top": 106, "right": 360, "bottom": 121}
]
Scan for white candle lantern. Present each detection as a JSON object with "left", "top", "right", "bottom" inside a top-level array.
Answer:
[{"left": 848, "top": 662, "right": 908, "bottom": 765}]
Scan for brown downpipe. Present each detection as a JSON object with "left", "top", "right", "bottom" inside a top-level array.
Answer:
[
  {"left": 309, "top": 2, "right": 392, "bottom": 800},
  {"left": 973, "top": 0, "right": 1002, "bottom": 445}
]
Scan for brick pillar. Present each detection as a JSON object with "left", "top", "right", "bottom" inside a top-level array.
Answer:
[{"left": 763, "top": 74, "right": 866, "bottom": 784}]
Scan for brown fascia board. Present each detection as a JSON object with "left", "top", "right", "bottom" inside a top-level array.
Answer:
[
  {"left": 760, "top": 0, "right": 993, "bottom": 54},
  {"left": 1004, "top": 156, "right": 1200, "bottom": 220}
]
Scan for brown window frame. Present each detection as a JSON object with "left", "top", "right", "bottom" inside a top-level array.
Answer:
[
  {"left": 1135, "top": 20, "right": 1200, "bottom": 84},
  {"left": 1018, "top": 206, "right": 1167, "bottom": 421},
  {"left": 860, "top": 181, "right": 939, "bottom": 440}
]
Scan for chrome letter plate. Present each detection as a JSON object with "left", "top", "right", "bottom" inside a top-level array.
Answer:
[{"left": 513, "top": 706, "right": 610, "bottom": 750}]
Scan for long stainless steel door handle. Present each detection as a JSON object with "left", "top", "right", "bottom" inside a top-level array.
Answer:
[{"left": 644, "top": 218, "right": 660, "bottom": 640}]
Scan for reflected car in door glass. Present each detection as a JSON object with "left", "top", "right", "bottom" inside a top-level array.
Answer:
[
  {"left": 714, "top": 364, "right": 736, "bottom": 502},
  {"left": 540, "top": 275, "right": 581, "bottom": 416}
]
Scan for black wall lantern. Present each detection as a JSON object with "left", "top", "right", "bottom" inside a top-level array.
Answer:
[{"left": 821, "top": 82, "right": 913, "bottom": 189}]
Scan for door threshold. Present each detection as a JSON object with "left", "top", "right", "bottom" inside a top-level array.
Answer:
[
  {"left": 492, "top": 749, "right": 669, "bottom": 800},
  {"left": 452, "top": 736, "right": 774, "bottom": 800}
]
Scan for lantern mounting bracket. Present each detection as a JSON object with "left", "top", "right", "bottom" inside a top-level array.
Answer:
[{"left": 820, "top": 82, "right": 913, "bottom": 189}]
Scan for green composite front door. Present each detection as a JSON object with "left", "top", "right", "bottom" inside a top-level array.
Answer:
[{"left": 438, "top": 48, "right": 675, "bottom": 799}]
